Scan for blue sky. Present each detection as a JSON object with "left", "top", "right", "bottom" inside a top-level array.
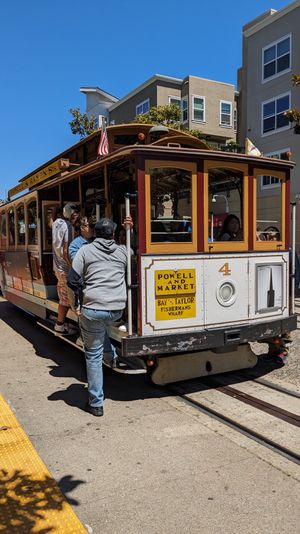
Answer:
[{"left": 0, "top": 0, "right": 291, "bottom": 200}]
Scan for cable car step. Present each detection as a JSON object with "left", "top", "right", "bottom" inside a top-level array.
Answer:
[
  {"left": 149, "top": 345, "right": 258, "bottom": 386},
  {"left": 36, "top": 319, "right": 146, "bottom": 375}
]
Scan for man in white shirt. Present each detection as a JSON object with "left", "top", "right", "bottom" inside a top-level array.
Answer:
[{"left": 52, "top": 203, "right": 79, "bottom": 334}]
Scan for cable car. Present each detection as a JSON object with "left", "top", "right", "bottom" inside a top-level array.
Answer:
[{"left": 0, "top": 124, "right": 297, "bottom": 384}]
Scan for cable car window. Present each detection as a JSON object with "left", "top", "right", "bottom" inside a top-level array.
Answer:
[
  {"left": 0, "top": 212, "right": 7, "bottom": 248},
  {"left": 8, "top": 208, "right": 15, "bottom": 246},
  {"left": 17, "top": 204, "right": 25, "bottom": 245},
  {"left": 208, "top": 168, "right": 244, "bottom": 242},
  {"left": 150, "top": 167, "right": 192, "bottom": 243},
  {"left": 27, "top": 200, "right": 38, "bottom": 246},
  {"left": 256, "top": 174, "right": 282, "bottom": 242}
]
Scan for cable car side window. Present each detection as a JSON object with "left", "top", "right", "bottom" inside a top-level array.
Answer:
[
  {"left": 27, "top": 200, "right": 38, "bottom": 246},
  {"left": 256, "top": 175, "right": 282, "bottom": 241},
  {"left": 16, "top": 204, "right": 25, "bottom": 246},
  {"left": 208, "top": 168, "right": 244, "bottom": 242},
  {"left": 254, "top": 169, "right": 285, "bottom": 249},
  {"left": 150, "top": 167, "right": 192, "bottom": 243},
  {"left": 0, "top": 211, "right": 7, "bottom": 249},
  {"left": 8, "top": 207, "right": 16, "bottom": 246}
]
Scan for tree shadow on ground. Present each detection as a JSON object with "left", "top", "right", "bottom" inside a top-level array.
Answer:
[{"left": 0, "top": 468, "right": 85, "bottom": 533}]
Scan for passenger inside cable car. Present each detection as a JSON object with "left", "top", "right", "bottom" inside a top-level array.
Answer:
[
  {"left": 208, "top": 167, "right": 244, "bottom": 243},
  {"left": 217, "top": 214, "right": 242, "bottom": 241}
]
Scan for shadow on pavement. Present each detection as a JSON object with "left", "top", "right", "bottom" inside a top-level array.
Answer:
[
  {"left": 0, "top": 468, "right": 85, "bottom": 533},
  {"left": 0, "top": 300, "right": 288, "bottom": 411}
]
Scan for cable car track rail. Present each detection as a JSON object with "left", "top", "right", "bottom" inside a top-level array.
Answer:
[{"left": 167, "top": 379, "right": 300, "bottom": 466}]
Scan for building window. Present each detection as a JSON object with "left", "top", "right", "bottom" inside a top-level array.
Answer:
[
  {"left": 181, "top": 96, "right": 188, "bottom": 122},
  {"left": 233, "top": 109, "right": 237, "bottom": 131},
  {"left": 220, "top": 101, "right": 232, "bottom": 127},
  {"left": 262, "top": 35, "right": 291, "bottom": 81},
  {"left": 136, "top": 99, "right": 150, "bottom": 116},
  {"left": 262, "top": 93, "right": 290, "bottom": 135},
  {"left": 192, "top": 95, "right": 205, "bottom": 122},
  {"left": 261, "top": 149, "right": 290, "bottom": 188},
  {"left": 168, "top": 96, "right": 181, "bottom": 108}
]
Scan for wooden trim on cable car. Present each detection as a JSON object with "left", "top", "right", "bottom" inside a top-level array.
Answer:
[
  {"left": 253, "top": 168, "right": 286, "bottom": 251},
  {"left": 203, "top": 160, "right": 249, "bottom": 253},
  {"left": 144, "top": 160, "right": 197, "bottom": 254}
]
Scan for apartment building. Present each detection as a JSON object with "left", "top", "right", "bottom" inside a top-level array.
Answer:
[
  {"left": 238, "top": 0, "right": 300, "bottom": 248},
  {"left": 80, "top": 74, "right": 237, "bottom": 147}
]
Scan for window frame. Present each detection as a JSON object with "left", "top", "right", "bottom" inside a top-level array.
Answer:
[
  {"left": 261, "top": 149, "right": 290, "bottom": 189},
  {"left": 25, "top": 196, "right": 39, "bottom": 250},
  {"left": 254, "top": 168, "right": 286, "bottom": 250},
  {"left": 7, "top": 205, "right": 16, "bottom": 248},
  {"left": 261, "top": 92, "right": 291, "bottom": 137},
  {"left": 168, "top": 96, "right": 181, "bottom": 108},
  {"left": 136, "top": 98, "right": 150, "bottom": 116},
  {"left": 220, "top": 100, "right": 232, "bottom": 128},
  {"left": 145, "top": 160, "right": 198, "bottom": 254},
  {"left": 0, "top": 210, "right": 7, "bottom": 250},
  {"left": 262, "top": 34, "right": 291, "bottom": 83},
  {"left": 16, "top": 201, "right": 26, "bottom": 249},
  {"left": 203, "top": 161, "right": 248, "bottom": 253},
  {"left": 181, "top": 96, "right": 188, "bottom": 123},
  {"left": 192, "top": 95, "right": 205, "bottom": 123}
]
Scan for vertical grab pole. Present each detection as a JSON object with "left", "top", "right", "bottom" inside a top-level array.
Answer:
[
  {"left": 210, "top": 212, "right": 214, "bottom": 242},
  {"left": 125, "top": 193, "right": 132, "bottom": 336},
  {"left": 291, "top": 202, "right": 296, "bottom": 315}
]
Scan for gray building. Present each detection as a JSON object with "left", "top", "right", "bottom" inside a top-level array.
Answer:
[
  {"left": 81, "top": 74, "right": 237, "bottom": 147},
  {"left": 238, "top": 0, "right": 300, "bottom": 248}
]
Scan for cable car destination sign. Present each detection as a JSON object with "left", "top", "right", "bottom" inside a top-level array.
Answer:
[
  {"left": 8, "top": 159, "right": 70, "bottom": 199},
  {"left": 155, "top": 269, "right": 196, "bottom": 320}
]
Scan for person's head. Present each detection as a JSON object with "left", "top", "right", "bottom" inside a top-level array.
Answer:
[
  {"left": 63, "top": 203, "right": 79, "bottom": 221},
  {"left": 222, "top": 214, "right": 240, "bottom": 236},
  {"left": 54, "top": 206, "right": 62, "bottom": 220},
  {"left": 265, "top": 226, "right": 280, "bottom": 241},
  {"left": 79, "top": 216, "right": 94, "bottom": 239},
  {"left": 94, "top": 218, "right": 115, "bottom": 240}
]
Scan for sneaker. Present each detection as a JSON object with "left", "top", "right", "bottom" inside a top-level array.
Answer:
[
  {"left": 54, "top": 323, "right": 78, "bottom": 336},
  {"left": 85, "top": 403, "right": 103, "bottom": 417}
]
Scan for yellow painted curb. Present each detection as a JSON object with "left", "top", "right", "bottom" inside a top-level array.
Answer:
[{"left": 0, "top": 395, "right": 86, "bottom": 533}]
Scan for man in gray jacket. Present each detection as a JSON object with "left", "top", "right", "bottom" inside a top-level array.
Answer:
[{"left": 71, "top": 217, "right": 132, "bottom": 416}]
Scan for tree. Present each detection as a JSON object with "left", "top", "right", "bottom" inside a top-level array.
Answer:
[
  {"left": 133, "top": 104, "right": 181, "bottom": 128},
  {"left": 69, "top": 108, "right": 98, "bottom": 138},
  {"left": 284, "top": 74, "right": 300, "bottom": 134},
  {"left": 133, "top": 104, "right": 212, "bottom": 139}
]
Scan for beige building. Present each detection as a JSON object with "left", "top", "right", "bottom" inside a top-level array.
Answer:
[
  {"left": 238, "top": 0, "right": 300, "bottom": 249},
  {"left": 81, "top": 74, "right": 237, "bottom": 147}
]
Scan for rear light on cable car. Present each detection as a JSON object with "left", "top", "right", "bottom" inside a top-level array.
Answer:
[
  {"left": 216, "top": 281, "right": 236, "bottom": 306},
  {"left": 146, "top": 357, "right": 155, "bottom": 367}
]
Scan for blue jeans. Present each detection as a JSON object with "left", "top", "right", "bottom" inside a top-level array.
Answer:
[{"left": 80, "top": 308, "right": 123, "bottom": 407}]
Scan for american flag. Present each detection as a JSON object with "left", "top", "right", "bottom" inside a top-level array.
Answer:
[{"left": 97, "top": 118, "right": 109, "bottom": 157}]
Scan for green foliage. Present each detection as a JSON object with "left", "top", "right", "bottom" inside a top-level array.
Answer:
[
  {"left": 292, "top": 74, "right": 300, "bottom": 86},
  {"left": 133, "top": 104, "right": 181, "bottom": 128},
  {"left": 284, "top": 108, "right": 300, "bottom": 125},
  {"left": 285, "top": 74, "right": 300, "bottom": 133},
  {"left": 222, "top": 141, "right": 242, "bottom": 153},
  {"left": 69, "top": 108, "right": 98, "bottom": 139}
]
